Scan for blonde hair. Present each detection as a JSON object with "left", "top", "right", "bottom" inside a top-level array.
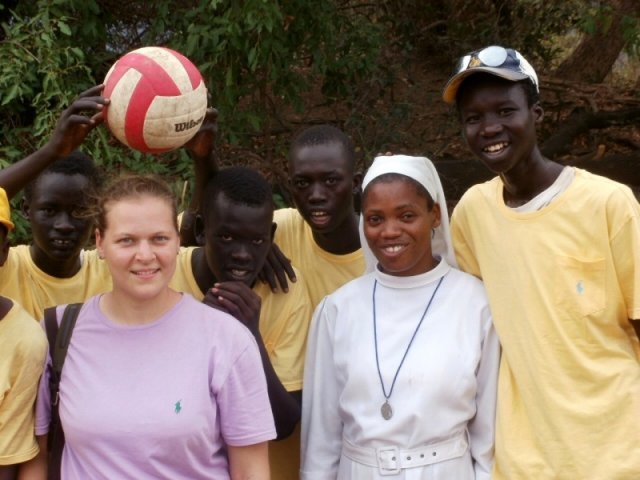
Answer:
[{"left": 93, "top": 174, "right": 178, "bottom": 235}]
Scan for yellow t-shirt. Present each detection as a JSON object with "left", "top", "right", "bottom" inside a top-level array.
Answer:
[
  {"left": 0, "top": 301, "right": 48, "bottom": 465},
  {"left": 0, "top": 246, "right": 113, "bottom": 320},
  {"left": 170, "top": 247, "right": 312, "bottom": 480},
  {"left": 451, "top": 170, "right": 640, "bottom": 479},
  {"left": 273, "top": 208, "right": 365, "bottom": 309}
]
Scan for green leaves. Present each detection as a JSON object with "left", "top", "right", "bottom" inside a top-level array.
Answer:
[{"left": 0, "top": 0, "right": 386, "bottom": 242}]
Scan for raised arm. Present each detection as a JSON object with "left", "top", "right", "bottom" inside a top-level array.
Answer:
[
  {"left": 0, "top": 85, "right": 108, "bottom": 199},
  {"left": 180, "top": 108, "right": 218, "bottom": 246}
]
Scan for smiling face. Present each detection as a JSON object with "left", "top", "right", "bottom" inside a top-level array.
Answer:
[
  {"left": 23, "top": 172, "right": 93, "bottom": 274},
  {"left": 457, "top": 77, "right": 543, "bottom": 176},
  {"left": 203, "top": 192, "right": 273, "bottom": 286},
  {"left": 95, "top": 195, "right": 179, "bottom": 304},
  {"left": 289, "top": 141, "right": 359, "bottom": 234},
  {"left": 363, "top": 176, "right": 440, "bottom": 277}
]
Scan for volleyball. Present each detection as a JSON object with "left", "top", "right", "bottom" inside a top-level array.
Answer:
[{"left": 103, "top": 46, "right": 208, "bottom": 153}]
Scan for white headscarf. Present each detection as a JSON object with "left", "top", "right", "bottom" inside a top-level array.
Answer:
[{"left": 359, "top": 154, "right": 457, "bottom": 272}]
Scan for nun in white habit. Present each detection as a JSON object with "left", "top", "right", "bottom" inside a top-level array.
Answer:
[{"left": 301, "top": 155, "right": 499, "bottom": 480}]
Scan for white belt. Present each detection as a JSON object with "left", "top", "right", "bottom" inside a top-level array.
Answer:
[{"left": 341, "top": 431, "right": 468, "bottom": 476}]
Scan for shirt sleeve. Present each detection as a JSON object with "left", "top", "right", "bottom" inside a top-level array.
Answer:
[
  {"left": 607, "top": 187, "right": 640, "bottom": 320},
  {"left": 300, "top": 298, "right": 343, "bottom": 480},
  {"left": 451, "top": 201, "right": 482, "bottom": 279},
  {"left": 216, "top": 333, "right": 276, "bottom": 446},
  {"left": 0, "top": 323, "right": 47, "bottom": 465},
  {"left": 34, "top": 345, "right": 52, "bottom": 436},
  {"left": 468, "top": 304, "right": 500, "bottom": 480},
  {"left": 265, "top": 275, "right": 312, "bottom": 392}
]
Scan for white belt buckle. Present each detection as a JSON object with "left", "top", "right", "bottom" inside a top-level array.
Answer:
[{"left": 376, "top": 446, "right": 401, "bottom": 476}]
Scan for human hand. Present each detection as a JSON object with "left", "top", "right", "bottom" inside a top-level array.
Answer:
[
  {"left": 43, "top": 85, "right": 109, "bottom": 159},
  {"left": 257, "top": 241, "right": 296, "bottom": 292},
  {"left": 203, "top": 281, "right": 261, "bottom": 334},
  {"left": 184, "top": 107, "right": 218, "bottom": 160}
]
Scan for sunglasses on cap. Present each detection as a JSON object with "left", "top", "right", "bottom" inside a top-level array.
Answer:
[{"left": 442, "top": 45, "right": 539, "bottom": 104}]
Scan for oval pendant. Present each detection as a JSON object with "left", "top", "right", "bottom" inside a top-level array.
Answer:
[{"left": 381, "top": 400, "right": 393, "bottom": 420}]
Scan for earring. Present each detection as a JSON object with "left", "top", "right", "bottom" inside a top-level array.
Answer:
[
  {"left": 431, "top": 228, "right": 436, "bottom": 239},
  {"left": 98, "top": 251, "right": 105, "bottom": 260}
]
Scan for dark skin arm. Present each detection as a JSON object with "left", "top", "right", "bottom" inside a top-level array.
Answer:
[
  {"left": 0, "top": 465, "right": 17, "bottom": 480},
  {"left": 0, "top": 85, "right": 108, "bottom": 199},
  {"left": 203, "top": 281, "right": 301, "bottom": 439},
  {"left": 13, "top": 436, "right": 47, "bottom": 480},
  {"left": 180, "top": 108, "right": 219, "bottom": 247}
]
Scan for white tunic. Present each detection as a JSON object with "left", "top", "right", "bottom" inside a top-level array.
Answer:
[{"left": 301, "top": 259, "right": 499, "bottom": 480}]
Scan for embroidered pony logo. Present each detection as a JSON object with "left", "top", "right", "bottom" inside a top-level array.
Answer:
[{"left": 174, "top": 400, "right": 182, "bottom": 414}]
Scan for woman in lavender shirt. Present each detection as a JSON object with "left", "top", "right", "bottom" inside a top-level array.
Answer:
[{"left": 31, "top": 175, "right": 275, "bottom": 480}]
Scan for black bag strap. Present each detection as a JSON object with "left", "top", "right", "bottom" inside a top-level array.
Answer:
[{"left": 43, "top": 303, "right": 83, "bottom": 480}]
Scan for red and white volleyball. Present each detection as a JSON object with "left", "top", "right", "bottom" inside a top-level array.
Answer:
[{"left": 103, "top": 46, "right": 208, "bottom": 153}]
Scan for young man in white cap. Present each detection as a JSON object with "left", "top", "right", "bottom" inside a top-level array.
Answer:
[{"left": 444, "top": 45, "right": 640, "bottom": 479}]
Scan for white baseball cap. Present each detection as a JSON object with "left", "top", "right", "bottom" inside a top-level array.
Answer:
[{"left": 443, "top": 45, "right": 539, "bottom": 104}]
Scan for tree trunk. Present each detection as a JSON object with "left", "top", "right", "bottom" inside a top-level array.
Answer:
[{"left": 553, "top": 0, "right": 639, "bottom": 83}]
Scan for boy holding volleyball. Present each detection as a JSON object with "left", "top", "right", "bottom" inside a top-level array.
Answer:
[
  {"left": 0, "top": 86, "right": 112, "bottom": 319},
  {"left": 445, "top": 45, "right": 640, "bottom": 478}
]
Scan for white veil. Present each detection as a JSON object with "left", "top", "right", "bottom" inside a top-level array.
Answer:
[{"left": 359, "top": 154, "right": 457, "bottom": 272}]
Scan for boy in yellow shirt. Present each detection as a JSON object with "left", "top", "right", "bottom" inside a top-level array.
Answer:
[
  {"left": 274, "top": 125, "right": 366, "bottom": 309},
  {"left": 0, "top": 187, "right": 48, "bottom": 479},
  {"left": 0, "top": 86, "right": 111, "bottom": 319},
  {"left": 445, "top": 45, "right": 640, "bottom": 479}
]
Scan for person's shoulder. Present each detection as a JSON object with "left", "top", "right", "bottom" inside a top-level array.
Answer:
[
  {"left": 456, "top": 177, "right": 501, "bottom": 208},
  {"left": 179, "top": 293, "right": 254, "bottom": 339},
  {"left": 324, "top": 271, "right": 374, "bottom": 305},
  {"left": 1, "top": 301, "right": 47, "bottom": 355},
  {"left": 7, "top": 244, "right": 31, "bottom": 262},
  {"left": 571, "top": 169, "right": 639, "bottom": 211},
  {"left": 83, "top": 248, "right": 110, "bottom": 271},
  {"left": 273, "top": 207, "right": 303, "bottom": 228},
  {"left": 574, "top": 168, "right": 636, "bottom": 196},
  {"left": 447, "top": 266, "right": 486, "bottom": 293},
  {"left": 444, "top": 267, "right": 492, "bottom": 315}
]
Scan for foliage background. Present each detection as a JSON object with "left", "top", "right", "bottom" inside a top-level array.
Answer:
[{"left": 0, "top": 0, "right": 638, "bottom": 243}]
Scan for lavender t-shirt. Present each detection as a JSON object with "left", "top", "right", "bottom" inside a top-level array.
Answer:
[{"left": 36, "top": 294, "right": 275, "bottom": 479}]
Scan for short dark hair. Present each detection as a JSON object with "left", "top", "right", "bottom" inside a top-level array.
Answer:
[
  {"left": 202, "top": 166, "right": 273, "bottom": 217},
  {"left": 363, "top": 173, "right": 435, "bottom": 210},
  {"left": 24, "top": 150, "right": 102, "bottom": 201},
  {"left": 456, "top": 72, "right": 540, "bottom": 108},
  {"left": 289, "top": 124, "right": 356, "bottom": 171}
]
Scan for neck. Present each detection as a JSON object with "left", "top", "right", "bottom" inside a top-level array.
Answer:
[
  {"left": 312, "top": 211, "right": 361, "bottom": 255},
  {"left": 30, "top": 245, "right": 82, "bottom": 278},
  {"left": 191, "top": 248, "right": 217, "bottom": 294},
  {"left": 500, "top": 149, "right": 564, "bottom": 207},
  {"left": 100, "top": 288, "right": 181, "bottom": 326}
]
